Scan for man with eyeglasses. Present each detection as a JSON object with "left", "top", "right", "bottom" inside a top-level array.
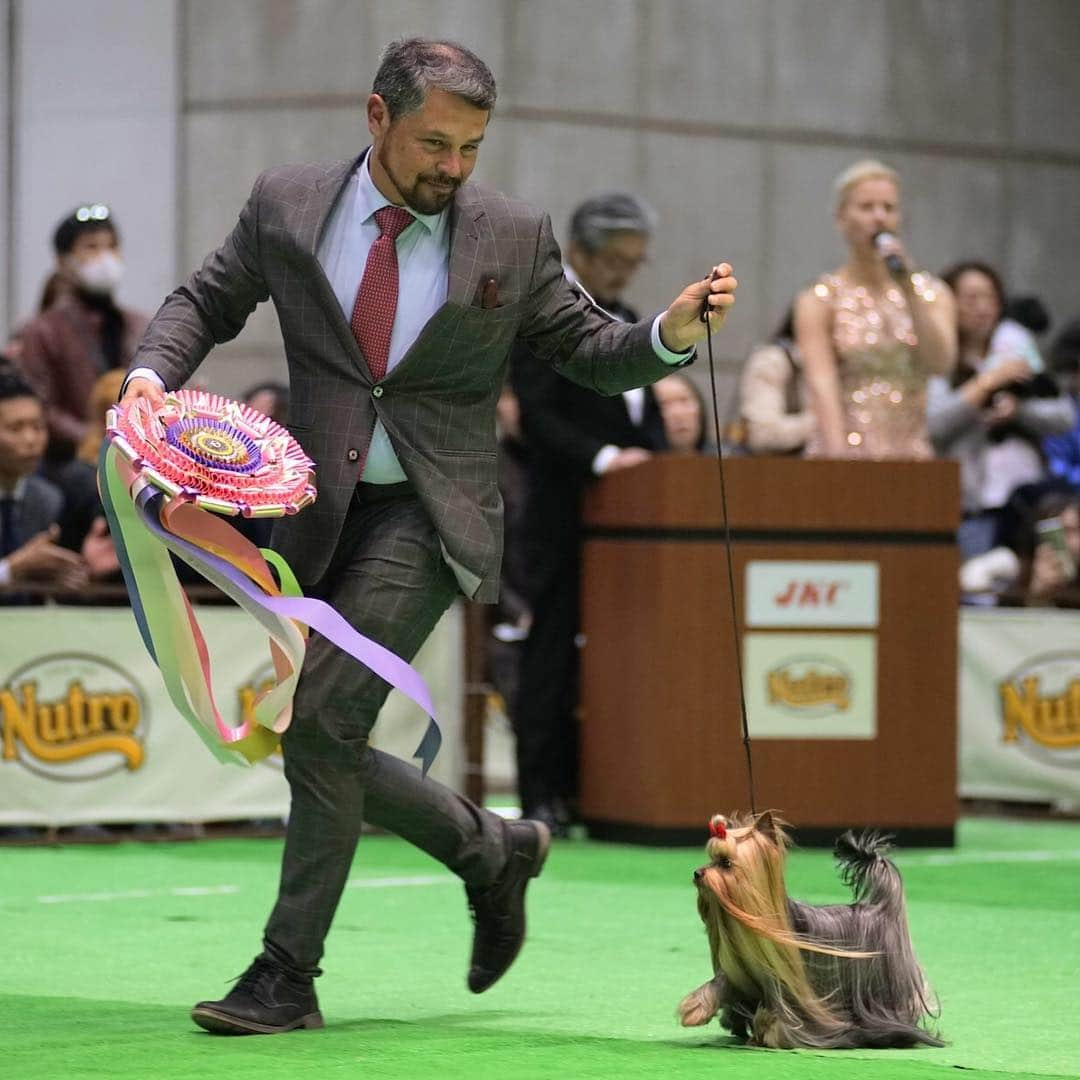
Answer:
[
  {"left": 509, "top": 193, "right": 667, "bottom": 838},
  {"left": 15, "top": 203, "right": 148, "bottom": 474}
]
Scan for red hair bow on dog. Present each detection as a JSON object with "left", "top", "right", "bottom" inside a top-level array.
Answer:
[{"left": 709, "top": 817, "right": 728, "bottom": 839}]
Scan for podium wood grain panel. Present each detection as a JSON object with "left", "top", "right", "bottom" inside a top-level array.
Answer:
[{"left": 579, "top": 456, "right": 960, "bottom": 846}]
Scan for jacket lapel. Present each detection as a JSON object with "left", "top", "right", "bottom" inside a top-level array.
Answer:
[
  {"left": 447, "top": 186, "right": 486, "bottom": 307},
  {"left": 293, "top": 154, "right": 372, "bottom": 378},
  {"left": 288, "top": 160, "right": 490, "bottom": 379}
]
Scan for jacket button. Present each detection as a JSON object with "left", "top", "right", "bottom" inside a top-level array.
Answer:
[
  {"left": 372, "top": 385, "right": 384, "bottom": 398},
  {"left": 346, "top": 448, "right": 359, "bottom": 462}
]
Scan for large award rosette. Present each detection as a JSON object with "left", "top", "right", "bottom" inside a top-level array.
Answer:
[{"left": 99, "top": 389, "right": 440, "bottom": 771}]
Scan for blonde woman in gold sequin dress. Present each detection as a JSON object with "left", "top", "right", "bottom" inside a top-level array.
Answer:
[{"left": 795, "top": 160, "right": 957, "bottom": 459}]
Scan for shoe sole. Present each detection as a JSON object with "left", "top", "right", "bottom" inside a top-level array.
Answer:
[{"left": 191, "top": 1006, "right": 324, "bottom": 1035}]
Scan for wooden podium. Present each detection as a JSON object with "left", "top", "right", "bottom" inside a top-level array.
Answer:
[{"left": 579, "top": 456, "right": 960, "bottom": 847}]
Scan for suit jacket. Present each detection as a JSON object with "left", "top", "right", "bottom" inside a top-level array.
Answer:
[
  {"left": 1, "top": 475, "right": 64, "bottom": 606},
  {"left": 510, "top": 313, "right": 668, "bottom": 597},
  {"left": 129, "top": 154, "right": 683, "bottom": 601}
]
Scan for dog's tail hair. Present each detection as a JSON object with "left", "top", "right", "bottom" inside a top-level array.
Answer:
[{"left": 834, "top": 830, "right": 905, "bottom": 915}]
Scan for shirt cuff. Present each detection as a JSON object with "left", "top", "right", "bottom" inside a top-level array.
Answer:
[
  {"left": 651, "top": 314, "right": 694, "bottom": 365},
  {"left": 592, "top": 444, "right": 620, "bottom": 475},
  {"left": 122, "top": 367, "right": 167, "bottom": 397},
  {"left": 0, "top": 558, "right": 11, "bottom": 587}
]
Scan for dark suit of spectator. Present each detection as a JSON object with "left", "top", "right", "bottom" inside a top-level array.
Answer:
[
  {"left": 0, "top": 370, "right": 90, "bottom": 602},
  {"left": 512, "top": 315, "right": 666, "bottom": 831},
  {"left": 511, "top": 187, "right": 669, "bottom": 833}
]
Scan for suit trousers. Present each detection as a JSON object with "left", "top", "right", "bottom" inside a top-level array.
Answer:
[{"left": 263, "top": 482, "right": 510, "bottom": 975}]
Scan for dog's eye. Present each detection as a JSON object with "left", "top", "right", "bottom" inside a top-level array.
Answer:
[{"left": 719, "top": 857, "right": 732, "bottom": 870}]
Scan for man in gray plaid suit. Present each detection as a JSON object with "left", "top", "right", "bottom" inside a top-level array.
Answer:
[{"left": 122, "top": 38, "right": 737, "bottom": 1036}]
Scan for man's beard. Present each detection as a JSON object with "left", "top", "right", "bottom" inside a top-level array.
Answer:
[{"left": 379, "top": 147, "right": 459, "bottom": 215}]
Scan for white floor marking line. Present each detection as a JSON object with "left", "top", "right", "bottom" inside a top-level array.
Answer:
[
  {"left": 36, "top": 884, "right": 239, "bottom": 904},
  {"left": 901, "top": 849, "right": 1080, "bottom": 867},
  {"left": 33, "top": 875, "right": 454, "bottom": 905},
  {"left": 344, "top": 874, "right": 454, "bottom": 889}
]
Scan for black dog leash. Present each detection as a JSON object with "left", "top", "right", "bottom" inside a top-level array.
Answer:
[{"left": 701, "top": 274, "right": 757, "bottom": 814}]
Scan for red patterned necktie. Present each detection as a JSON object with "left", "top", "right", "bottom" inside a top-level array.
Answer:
[{"left": 351, "top": 205, "right": 415, "bottom": 381}]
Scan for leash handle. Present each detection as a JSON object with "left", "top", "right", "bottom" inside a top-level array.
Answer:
[{"left": 700, "top": 267, "right": 721, "bottom": 323}]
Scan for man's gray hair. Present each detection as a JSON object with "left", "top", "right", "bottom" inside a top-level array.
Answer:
[
  {"left": 373, "top": 38, "right": 497, "bottom": 120},
  {"left": 569, "top": 193, "right": 657, "bottom": 254}
]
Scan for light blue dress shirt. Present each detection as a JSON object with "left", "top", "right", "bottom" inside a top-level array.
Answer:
[{"left": 318, "top": 153, "right": 449, "bottom": 483}]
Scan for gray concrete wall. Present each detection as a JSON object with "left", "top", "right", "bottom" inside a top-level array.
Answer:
[
  {"left": 0, "top": 0, "right": 9, "bottom": 338},
  {"left": 175, "top": 0, "right": 1080, "bottom": 411},
  {"left": 5, "top": 0, "right": 1080, "bottom": 414},
  {"left": 5, "top": 0, "right": 178, "bottom": 336}
]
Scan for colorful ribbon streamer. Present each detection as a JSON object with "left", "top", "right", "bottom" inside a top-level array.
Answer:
[{"left": 98, "top": 424, "right": 441, "bottom": 774}]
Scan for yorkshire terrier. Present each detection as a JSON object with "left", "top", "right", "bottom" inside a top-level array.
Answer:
[{"left": 677, "top": 811, "right": 943, "bottom": 1049}]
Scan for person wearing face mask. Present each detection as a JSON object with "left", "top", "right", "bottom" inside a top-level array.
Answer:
[{"left": 15, "top": 204, "right": 148, "bottom": 470}]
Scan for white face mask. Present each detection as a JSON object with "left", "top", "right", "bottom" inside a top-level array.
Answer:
[{"left": 74, "top": 251, "right": 124, "bottom": 296}]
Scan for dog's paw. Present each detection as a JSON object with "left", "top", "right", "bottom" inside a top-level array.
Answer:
[
  {"left": 677, "top": 982, "right": 721, "bottom": 1027},
  {"left": 750, "top": 1007, "right": 788, "bottom": 1048}
]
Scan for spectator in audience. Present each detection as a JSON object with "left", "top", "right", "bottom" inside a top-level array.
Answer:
[
  {"left": 738, "top": 306, "right": 815, "bottom": 455},
  {"left": 985, "top": 490, "right": 1080, "bottom": 608},
  {"left": 1043, "top": 318, "right": 1080, "bottom": 491},
  {"left": 244, "top": 380, "right": 290, "bottom": 427},
  {"left": 1021, "top": 492, "right": 1080, "bottom": 606},
  {"left": 4, "top": 272, "right": 74, "bottom": 363},
  {"left": 0, "top": 368, "right": 89, "bottom": 601},
  {"left": 795, "top": 159, "right": 956, "bottom": 460},
  {"left": 928, "top": 262, "right": 1074, "bottom": 559},
  {"left": 16, "top": 204, "right": 148, "bottom": 471},
  {"left": 510, "top": 192, "right": 666, "bottom": 836},
  {"left": 655, "top": 371, "right": 709, "bottom": 453},
  {"left": 51, "top": 368, "right": 124, "bottom": 571},
  {"left": 1003, "top": 294, "right": 1051, "bottom": 339}
]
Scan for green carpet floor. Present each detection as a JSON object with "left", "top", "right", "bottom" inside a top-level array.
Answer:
[{"left": 2, "top": 816, "right": 1078, "bottom": 1080}]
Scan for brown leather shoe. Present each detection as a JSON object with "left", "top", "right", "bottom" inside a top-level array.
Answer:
[
  {"left": 191, "top": 955, "right": 324, "bottom": 1035},
  {"left": 466, "top": 819, "right": 551, "bottom": 993}
]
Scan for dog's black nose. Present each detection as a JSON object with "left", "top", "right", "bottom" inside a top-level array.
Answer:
[{"left": 693, "top": 868, "right": 704, "bottom": 884}]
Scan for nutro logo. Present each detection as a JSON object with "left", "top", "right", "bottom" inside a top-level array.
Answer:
[
  {"left": 998, "top": 652, "right": 1080, "bottom": 767},
  {"left": 1, "top": 654, "right": 146, "bottom": 780},
  {"left": 766, "top": 658, "right": 852, "bottom": 716},
  {"left": 773, "top": 580, "right": 850, "bottom": 608}
]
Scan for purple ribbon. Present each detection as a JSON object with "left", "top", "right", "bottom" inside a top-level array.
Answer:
[{"left": 136, "top": 488, "right": 441, "bottom": 776}]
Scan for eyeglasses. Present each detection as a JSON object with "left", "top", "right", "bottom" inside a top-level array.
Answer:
[
  {"left": 74, "top": 204, "right": 110, "bottom": 223},
  {"left": 592, "top": 250, "right": 649, "bottom": 274}
]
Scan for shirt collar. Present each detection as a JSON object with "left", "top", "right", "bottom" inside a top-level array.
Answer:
[{"left": 357, "top": 150, "right": 443, "bottom": 236}]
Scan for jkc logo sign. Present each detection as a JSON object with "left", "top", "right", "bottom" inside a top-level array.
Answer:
[
  {"left": 746, "top": 561, "right": 879, "bottom": 629},
  {"left": 1, "top": 654, "right": 146, "bottom": 780}
]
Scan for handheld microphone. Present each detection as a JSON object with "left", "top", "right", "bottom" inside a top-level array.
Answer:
[{"left": 873, "top": 231, "right": 906, "bottom": 278}]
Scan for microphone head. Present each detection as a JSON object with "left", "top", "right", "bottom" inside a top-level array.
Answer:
[{"left": 873, "top": 231, "right": 905, "bottom": 277}]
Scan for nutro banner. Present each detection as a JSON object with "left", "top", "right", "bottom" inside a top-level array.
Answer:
[{"left": 0, "top": 605, "right": 463, "bottom": 827}]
